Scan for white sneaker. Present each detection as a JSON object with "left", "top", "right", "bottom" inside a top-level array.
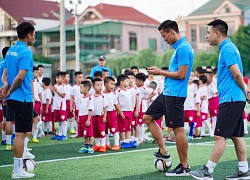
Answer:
[
  {"left": 12, "top": 168, "right": 35, "bottom": 179},
  {"left": 22, "top": 150, "right": 35, "bottom": 159},
  {"left": 70, "top": 134, "right": 78, "bottom": 138},
  {"left": 37, "top": 133, "right": 45, "bottom": 138}
]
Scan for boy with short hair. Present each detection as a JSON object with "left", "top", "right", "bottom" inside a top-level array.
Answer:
[
  {"left": 51, "top": 72, "right": 67, "bottom": 140},
  {"left": 92, "top": 78, "right": 108, "bottom": 152},
  {"left": 77, "top": 80, "right": 94, "bottom": 154},
  {"left": 70, "top": 71, "right": 84, "bottom": 138},
  {"left": 41, "top": 77, "right": 53, "bottom": 135}
]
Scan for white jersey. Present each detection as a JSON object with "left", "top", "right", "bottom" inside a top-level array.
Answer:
[
  {"left": 33, "top": 79, "right": 43, "bottom": 102},
  {"left": 184, "top": 83, "right": 198, "bottom": 111},
  {"left": 115, "top": 88, "right": 133, "bottom": 111},
  {"left": 128, "top": 86, "right": 139, "bottom": 109},
  {"left": 137, "top": 86, "right": 153, "bottom": 113},
  {"left": 64, "top": 84, "right": 72, "bottom": 101},
  {"left": 71, "top": 84, "right": 81, "bottom": 110},
  {"left": 41, "top": 89, "right": 53, "bottom": 104},
  {"left": 206, "top": 83, "right": 218, "bottom": 99},
  {"left": 78, "top": 95, "right": 94, "bottom": 116},
  {"left": 52, "top": 84, "right": 66, "bottom": 110},
  {"left": 37, "top": 76, "right": 43, "bottom": 85},
  {"left": 103, "top": 91, "right": 118, "bottom": 111},
  {"left": 92, "top": 94, "right": 108, "bottom": 116},
  {"left": 197, "top": 86, "right": 208, "bottom": 113}
]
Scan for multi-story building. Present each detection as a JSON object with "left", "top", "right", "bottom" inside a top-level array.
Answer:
[{"left": 185, "top": 0, "right": 250, "bottom": 50}]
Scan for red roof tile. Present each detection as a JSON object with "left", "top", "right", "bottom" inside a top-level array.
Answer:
[
  {"left": 68, "top": 3, "right": 159, "bottom": 25},
  {"left": 0, "top": 0, "right": 71, "bottom": 23}
]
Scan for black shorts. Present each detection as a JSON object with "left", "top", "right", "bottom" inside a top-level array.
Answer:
[
  {"left": 33, "top": 109, "right": 39, "bottom": 118},
  {"left": 145, "top": 94, "right": 186, "bottom": 128},
  {"left": 7, "top": 100, "right": 33, "bottom": 133},
  {"left": 2, "top": 104, "right": 7, "bottom": 118},
  {"left": 6, "top": 105, "right": 15, "bottom": 121},
  {"left": 215, "top": 101, "right": 245, "bottom": 138}
]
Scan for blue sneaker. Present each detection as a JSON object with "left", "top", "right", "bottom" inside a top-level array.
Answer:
[
  {"left": 121, "top": 142, "right": 130, "bottom": 149},
  {"left": 1, "top": 140, "right": 7, "bottom": 145},
  {"left": 11, "top": 134, "right": 15, "bottom": 140},
  {"left": 129, "top": 141, "right": 137, "bottom": 148},
  {"left": 51, "top": 135, "right": 58, "bottom": 140},
  {"left": 57, "top": 135, "right": 64, "bottom": 141},
  {"left": 78, "top": 147, "right": 88, "bottom": 153},
  {"left": 87, "top": 148, "right": 94, "bottom": 154},
  {"left": 61, "top": 135, "right": 67, "bottom": 140}
]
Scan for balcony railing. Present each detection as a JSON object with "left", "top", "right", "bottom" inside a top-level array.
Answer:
[{"left": 0, "top": 25, "right": 16, "bottom": 31}]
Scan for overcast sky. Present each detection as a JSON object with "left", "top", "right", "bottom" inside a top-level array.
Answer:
[{"left": 63, "top": 0, "right": 210, "bottom": 22}]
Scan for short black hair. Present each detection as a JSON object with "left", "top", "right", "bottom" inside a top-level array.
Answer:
[
  {"left": 135, "top": 73, "right": 147, "bottom": 82},
  {"left": 80, "top": 80, "right": 92, "bottom": 90},
  {"left": 94, "top": 71, "right": 102, "bottom": 77},
  {"left": 158, "top": 20, "right": 179, "bottom": 33},
  {"left": 130, "top": 66, "right": 139, "bottom": 71},
  {"left": 2, "top": 47, "right": 10, "bottom": 58},
  {"left": 60, "top": 71, "right": 67, "bottom": 77},
  {"left": 149, "top": 81, "right": 157, "bottom": 90},
  {"left": 199, "top": 75, "right": 207, "bottom": 84},
  {"left": 56, "top": 71, "right": 63, "bottom": 77},
  {"left": 124, "top": 70, "right": 135, "bottom": 77},
  {"left": 207, "top": 19, "right": 228, "bottom": 36},
  {"left": 195, "top": 67, "right": 204, "bottom": 74},
  {"left": 42, "top": 77, "right": 51, "bottom": 86},
  {"left": 92, "top": 78, "right": 102, "bottom": 86},
  {"left": 16, "top": 22, "right": 35, "bottom": 39},
  {"left": 193, "top": 79, "right": 199, "bottom": 87},
  {"left": 33, "top": 66, "right": 38, "bottom": 72},
  {"left": 102, "top": 69, "right": 109, "bottom": 73},
  {"left": 86, "top": 76, "right": 93, "bottom": 81},
  {"left": 124, "top": 69, "right": 130, "bottom": 74},
  {"left": 104, "top": 77, "right": 115, "bottom": 84},
  {"left": 37, "top": 64, "right": 44, "bottom": 69},
  {"left": 75, "top": 71, "right": 83, "bottom": 76},
  {"left": 117, "top": 74, "right": 128, "bottom": 86}
]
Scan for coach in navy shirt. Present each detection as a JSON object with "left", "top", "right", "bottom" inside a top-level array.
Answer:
[
  {"left": 144, "top": 20, "right": 194, "bottom": 176},
  {"left": 190, "top": 19, "right": 250, "bottom": 180},
  {"left": 1, "top": 22, "right": 35, "bottom": 179}
]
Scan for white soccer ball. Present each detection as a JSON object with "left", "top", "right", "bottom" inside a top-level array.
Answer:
[
  {"left": 22, "top": 159, "right": 36, "bottom": 173},
  {"left": 154, "top": 159, "right": 172, "bottom": 172}
]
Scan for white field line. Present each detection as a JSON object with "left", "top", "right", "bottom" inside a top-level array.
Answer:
[{"left": 1, "top": 137, "right": 250, "bottom": 168}]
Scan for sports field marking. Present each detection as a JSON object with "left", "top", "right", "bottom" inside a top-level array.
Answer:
[{"left": 1, "top": 138, "right": 249, "bottom": 169}]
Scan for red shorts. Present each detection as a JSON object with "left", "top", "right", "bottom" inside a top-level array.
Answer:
[
  {"left": 106, "top": 110, "right": 118, "bottom": 134},
  {"left": 93, "top": 116, "right": 106, "bottom": 138},
  {"left": 242, "top": 111, "right": 247, "bottom": 119},
  {"left": 247, "top": 113, "right": 250, "bottom": 122},
  {"left": 138, "top": 111, "right": 145, "bottom": 125},
  {"left": 0, "top": 110, "right": 3, "bottom": 122},
  {"left": 118, "top": 111, "right": 133, "bottom": 132},
  {"left": 208, "top": 97, "right": 219, "bottom": 117},
  {"left": 54, "top": 110, "right": 67, "bottom": 122},
  {"left": 184, "top": 110, "right": 195, "bottom": 122},
  {"left": 34, "top": 101, "right": 41, "bottom": 115},
  {"left": 78, "top": 115, "right": 93, "bottom": 137},
  {"left": 194, "top": 113, "right": 202, "bottom": 128},
  {"left": 156, "top": 117, "right": 162, "bottom": 128},
  {"left": 131, "top": 116, "right": 138, "bottom": 127},
  {"left": 42, "top": 104, "right": 53, "bottom": 122},
  {"left": 201, "top": 112, "right": 208, "bottom": 121},
  {"left": 66, "top": 100, "right": 74, "bottom": 119}
]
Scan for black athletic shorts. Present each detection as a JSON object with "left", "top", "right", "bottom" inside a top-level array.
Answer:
[
  {"left": 2, "top": 104, "right": 7, "bottom": 118},
  {"left": 214, "top": 101, "right": 245, "bottom": 138},
  {"left": 7, "top": 100, "right": 33, "bottom": 133},
  {"left": 33, "top": 109, "right": 38, "bottom": 118},
  {"left": 145, "top": 93, "right": 186, "bottom": 128},
  {"left": 6, "top": 105, "right": 15, "bottom": 121}
]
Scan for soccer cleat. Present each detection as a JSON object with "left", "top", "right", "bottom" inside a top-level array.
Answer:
[
  {"left": 48, "top": 132, "right": 54, "bottom": 136},
  {"left": 1, "top": 140, "right": 7, "bottom": 145},
  {"left": 93, "top": 146, "right": 100, "bottom": 152},
  {"left": 70, "top": 129, "right": 76, "bottom": 134},
  {"left": 87, "top": 147, "right": 94, "bottom": 154},
  {"left": 120, "top": 142, "right": 130, "bottom": 149},
  {"left": 225, "top": 170, "right": 250, "bottom": 179},
  {"left": 190, "top": 165, "right": 213, "bottom": 180},
  {"left": 31, "top": 138, "right": 39, "bottom": 143},
  {"left": 51, "top": 135, "right": 58, "bottom": 140},
  {"left": 11, "top": 134, "right": 15, "bottom": 140},
  {"left": 22, "top": 150, "right": 35, "bottom": 159},
  {"left": 70, "top": 134, "right": 78, "bottom": 138},
  {"left": 37, "top": 133, "right": 45, "bottom": 138},
  {"left": 78, "top": 147, "right": 88, "bottom": 153},
  {"left": 11, "top": 168, "right": 35, "bottom": 179},
  {"left": 61, "top": 135, "right": 67, "bottom": 140},
  {"left": 111, "top": 145, "right": 120, "bottom": 151},
  {"left": 166, "top": 163, "right": 191, "bottom": 177},
  {"left": 153, "top": 149, "right": 172, "bottom": 162},
  {"left": 129, "top": 141, "right": 138, "bottom": 148},
  {"left": 187, "top": 136, "right": 193, "bottom": 141},
  {"left": 57, "top": 135, "right": 64, "bottom": 141},
  {"left": 99, "top": 146, "right": 106, "bottom": 152},
  {"left": 105, "top": 144, "right": 111, "bottom": 150},
  {"left": 6, "top": 145, "right": 13, "bottom": 151}
]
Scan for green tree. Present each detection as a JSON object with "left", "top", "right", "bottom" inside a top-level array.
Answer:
[{"left": 230, "top": 24, "right": 250, "bottom": 73}]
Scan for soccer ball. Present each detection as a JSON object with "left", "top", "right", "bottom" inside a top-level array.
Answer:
[
  {"left": 22, "top": 159, "right": 36, "bottom": 173},
  {"left": 154, "top": 159, "right": 172, "bottom": 172}
]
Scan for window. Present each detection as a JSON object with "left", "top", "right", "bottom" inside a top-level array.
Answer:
[
  {"left": 190, "top": 25, "right": 197, "bottom": 48},
  {"left": 129, "top": 32, "right": 137, "bottom": 50},
  {"left": 149, "top": 38, "right": 157, "bottom": 51},
  {"left": 199, "top": 25, "right": 207, "bottom": 43},
  {"left": 50, "top": 47, "right": 60, "bottom": 55},
  {"left": 50, "top": 34, "right": 60, "bottom": 42},
  {"left": 66, "top": 47, "right": 75, "bottom": 54},
  {"left": 225, "top": 7, "right": 231, "bottom": 13}
]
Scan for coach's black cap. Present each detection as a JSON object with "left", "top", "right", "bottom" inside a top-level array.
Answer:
[{"left": 99, "top": 55, "right": 106, "bottom": 61}]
